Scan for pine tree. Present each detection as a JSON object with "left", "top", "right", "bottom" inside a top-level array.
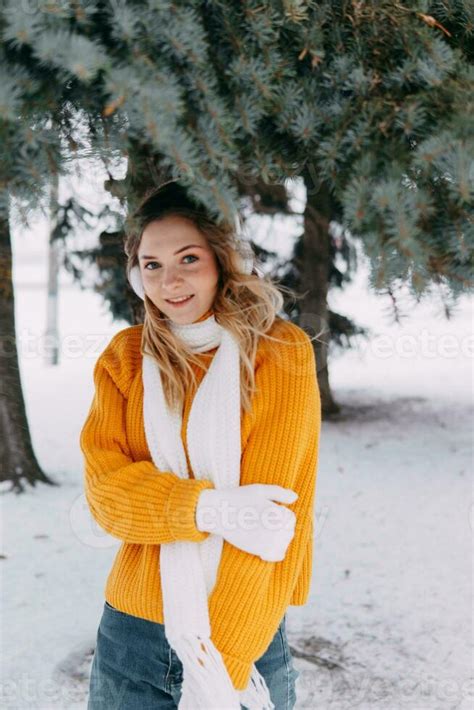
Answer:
[{"left": 0, "top": 0, "right": 472, "bottom": 488}]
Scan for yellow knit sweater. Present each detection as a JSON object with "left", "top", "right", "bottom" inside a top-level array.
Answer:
[{"left": 80, "top": 309, "right": 321, "bottom": 691}]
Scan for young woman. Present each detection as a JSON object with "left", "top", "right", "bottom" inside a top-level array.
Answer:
[{"left": 80, "top": 180, "right": 321, "bottom": 710}]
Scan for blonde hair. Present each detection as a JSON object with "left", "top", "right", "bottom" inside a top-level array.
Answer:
[{"left": 124, "top": 181, "right": 308, "bottom": 415}]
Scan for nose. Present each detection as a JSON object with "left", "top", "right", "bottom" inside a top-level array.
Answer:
[{"left": 161, "top": 264, "right": 183, "bottom": 290}]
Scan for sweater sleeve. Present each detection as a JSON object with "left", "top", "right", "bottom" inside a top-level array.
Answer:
[
  {"left": 207, "top": 322, "right": 321, "bottom": 690},
  {"left": 79, "top": 330, "right": 215, "bottom": 546}
]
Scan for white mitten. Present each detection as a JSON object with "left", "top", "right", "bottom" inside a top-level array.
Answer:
[{"left": 196, "top": 483, "right": 298, "bottom": 562}]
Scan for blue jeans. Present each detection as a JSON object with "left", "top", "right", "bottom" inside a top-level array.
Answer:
[{"left": 88, "top": 600, "right": 299, "bottom": 709}]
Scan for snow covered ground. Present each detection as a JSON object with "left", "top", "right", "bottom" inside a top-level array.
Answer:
[{"left": 1, "top": 211, "right": 472, "bottom": 709}]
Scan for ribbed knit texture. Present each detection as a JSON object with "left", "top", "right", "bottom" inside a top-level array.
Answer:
[{"left": 80, "top": 309, "right": 321, "bottom": 691}]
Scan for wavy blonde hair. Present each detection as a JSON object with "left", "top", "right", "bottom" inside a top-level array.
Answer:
[{"left": 124, "top": 181, "right": 306, "bottom": 416}]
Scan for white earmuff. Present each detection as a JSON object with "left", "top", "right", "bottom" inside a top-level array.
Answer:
[
  {"left": 237, "top": 241, "right": 255, "bottom": 275},
  {"left": 128, "top": 264, "right": 145, "bottom": 301}
]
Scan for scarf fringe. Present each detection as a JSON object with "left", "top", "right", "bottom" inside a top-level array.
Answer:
[
  {"left": 240, "top": 665, "right": 276, "bottom": 710},
  {"left": 172, "top": 634, "right": 275, "bottom": 710},
  {"left": 172, "top": 633, "right": 239, "bottom": 709}
]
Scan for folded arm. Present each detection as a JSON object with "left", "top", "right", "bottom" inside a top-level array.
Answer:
[{"left": 80, "top": 332, "right": 214, "bottom": 545}]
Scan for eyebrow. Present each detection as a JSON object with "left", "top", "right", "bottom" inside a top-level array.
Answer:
[{"left": 139, "top": 244, "right": 204, "bottom": 260}]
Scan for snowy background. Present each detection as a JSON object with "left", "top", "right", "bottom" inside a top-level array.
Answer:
[{"left": 1, "top": 176, "right": 472, "bottom": 709}]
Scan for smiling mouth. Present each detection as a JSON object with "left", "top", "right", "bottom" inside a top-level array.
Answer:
[{"left": 165, "top": 295, "right": 195, "bottom": 304}]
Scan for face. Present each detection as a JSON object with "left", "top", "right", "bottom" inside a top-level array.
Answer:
[{"left": 137, "top": 215, "right": 220, "bottom": 324}]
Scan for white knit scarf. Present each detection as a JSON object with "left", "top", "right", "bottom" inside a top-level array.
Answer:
[{"left": 128, "top": 265, "right": 275, "bottom": 709}]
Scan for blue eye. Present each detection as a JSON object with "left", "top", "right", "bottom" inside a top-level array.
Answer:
[{"left": 144, "top": 255, "right": 198, "bottom": 270}]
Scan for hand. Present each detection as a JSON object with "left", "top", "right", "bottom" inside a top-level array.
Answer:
[{"left": 196, "top": 483, "right": 298, "bottom": 562}]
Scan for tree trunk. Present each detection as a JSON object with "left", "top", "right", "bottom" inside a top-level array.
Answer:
[
  {"left": 300, "top": 170, "right": 340, "bottom": 415},
  {"left": 0, "top": 213, "right": 58, "bottom": 493}
]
